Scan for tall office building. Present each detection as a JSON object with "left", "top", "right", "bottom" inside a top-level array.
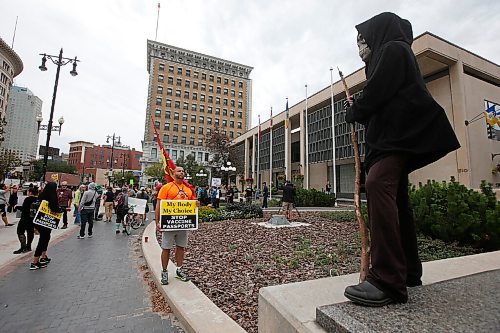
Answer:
[
  {"left": 141, "top": 40, "right": 253, "bottom": 182},
  {"left": 4, "top": 86, "right": 42, "bottom": 162}
]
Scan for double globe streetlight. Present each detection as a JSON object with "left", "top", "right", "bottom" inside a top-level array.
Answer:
[
  {"left": 221, "top": 161, "right": 236, "bottom": 187},
  {"left": 37, "top": 48, "right": 79, "bottom": 182}
]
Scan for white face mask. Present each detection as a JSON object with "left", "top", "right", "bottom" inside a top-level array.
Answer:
[{"left": 357, "top": 34, "right": 371, "bottom": 62}]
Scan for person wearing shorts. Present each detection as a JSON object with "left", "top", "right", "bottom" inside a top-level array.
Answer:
[
  {"left": 155, "top": 166, "right": 199, "bottom": 285},
  {"left": 0, "top": 183, "right": 14, "bottom": 226}
]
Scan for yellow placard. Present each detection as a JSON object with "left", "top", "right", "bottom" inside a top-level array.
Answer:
[
  {"left": 160, "top": 200, "right": 197, "bottom": 215},
  {"left": 51, "top": 174, "right": 59, "bottom": 182},
  {"left": 33, "top": 200, "right": 63, "bottom": 230},
  {"left": 159, "top": 200, "right": 198, "bottom": 231}
]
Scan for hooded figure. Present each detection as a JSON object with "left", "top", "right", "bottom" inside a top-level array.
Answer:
[{"left": 343, "top": 13, "right": 460, "bottom": 307}]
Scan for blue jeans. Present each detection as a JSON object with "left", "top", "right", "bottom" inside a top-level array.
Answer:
[
  {"left": 79, "top": 209, "right": 94, "bottom": 237},
  {"left": 73, "top": 206, "right": 81, "bottom": 224}
]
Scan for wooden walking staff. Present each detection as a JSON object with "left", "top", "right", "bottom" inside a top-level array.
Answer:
[{"left": 337, "top": 67, "right": 370, "bottom": 282}]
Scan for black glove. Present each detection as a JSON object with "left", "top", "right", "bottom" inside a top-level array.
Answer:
[{"left": 343, "top": 98, "right": 355, "bottom": 124}]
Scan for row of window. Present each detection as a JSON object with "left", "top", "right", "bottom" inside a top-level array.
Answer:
[
  {"left": 154, "top": 109, "right": 242, "bottom": 124},
  {"left": 153, "top": 126, "right": 239, "bottom": 142},
  {"left": 156, "top": 119, "right": 242, "bottom": 131},
  {"left": 155, "top": 93, "right": 244, "bottom": 109},
  {"left": 156, "top": 78, "right": 244, "bottom": 97},
  {"left": 158, "top": 63, "right": 245, "bottom": 86},
  {"left": 151, "top": 147, "right": 210, "bottom": 164}
]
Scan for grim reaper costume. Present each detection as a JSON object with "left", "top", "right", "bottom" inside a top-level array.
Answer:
[{"left": 344, "top": 12, "right": 460, "bottom": 306}]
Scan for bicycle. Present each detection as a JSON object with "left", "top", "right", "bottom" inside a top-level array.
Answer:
[{"left": 122, "top": 205, "right": 141, "bottom": 235}]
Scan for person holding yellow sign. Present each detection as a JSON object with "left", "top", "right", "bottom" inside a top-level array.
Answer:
[
  {"left": 31, "top": 182, "right": 63, "bottom": 270},
  {"left": 155, "top": 166, "right": 199, "bottom": 285}
]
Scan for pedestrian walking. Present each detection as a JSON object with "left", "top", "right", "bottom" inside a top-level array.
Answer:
[
  {"left": 262, "top": 182, "right": 269, "bottom": 208},
  {"left": 343, "top": 12, "right": 460, "bottom": 306},
  {"left": 78, "top": 182, "right": 97, "bottom": 239},
  {"left": 73, "top": 184, "right": 85, "bottom": 224},
  {"left": 0, "top": 183, "right": 14, "bottom": 226},
  {"left": 56, "top": 181, "right": 72, "bottom": 229},
  {"left": 13, "top": 187, "right": 37, "bottom": 254},
  {"left": 102, "top": 187, "right": 115, "bottom": 222},
  {"left": 114, "top": 187, "right": 129, "bottom": 234},
  {"left": 7, "top": 185, "right": 18, "bottom": 213},
  {"left": 30, "top": 182, "right": 63, "bottom": 270}
]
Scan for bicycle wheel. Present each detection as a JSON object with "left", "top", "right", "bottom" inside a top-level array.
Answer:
[
  {"left": 130, "top": 216, "right": 141, "bottom": 230},
  {"left": 123, "top": 215, "right": 132, "bottom": 235}
]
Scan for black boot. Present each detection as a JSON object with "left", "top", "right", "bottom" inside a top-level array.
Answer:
[{"left": 13, "top": 234, "right": 27, "bottom": 254}]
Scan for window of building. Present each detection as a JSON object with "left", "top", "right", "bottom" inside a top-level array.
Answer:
[
  {"left": 176, "top": 78, "right": 182, "bottom": 86},
  {"left": 217, "top": 76, "right": 222, "bottom": 83},
  {"left": 182, "top": 113, "right": 188, "bottom": 121},
  {"left": 172, "top": 149, "right": 178, "bottom": 159},
  {"left": 173, "top": 136, "right": 178, "bottom": 144},
  {"left": 163, "top": 134, "right": 169, "bottom": 143},
  {"left": 223, "top": 98, "right": 228, "bottom": 106},
  {"left": 239, "top": 81, "right": 243, "bottom": 88},
  {"left": 223, "top": 109, "right": 228, "bottom": 116},
  {"left": 230, "top": 131, "right": 234, "bottom": 138},
  {"left": 182, "top": 125, "right": 187, "bottom": 133},
  {"left": 216, "top": 97, "right": 221, "bottom": 105},
  {"left": 181, "top": 136, "right": 187, "bottom": 144},
  {"left": 193, "top": 92, "right": 198, "bottom": 100},
  {"left": 207, "top": 117, "right": 212, "bottom": 125},
  {"left": 208, "top": 96, "right": 213, "bottom": 103},
  {"left": 191, "top": 114, "right": 196, "bottom": 122},
  {"left": 223, "top": 78, "right": 228, "bottom": 85},
  {"left": 215, "top": 108, "right": 220, "bottom": 115},
  {"left": 222, "top": 119, "right": 227, "bottom": 127},
  {"left": 216, "top": 86, "right": 221, "bottom": 94},
  {"left": 199, "top": 105, "right": 205, "bottom": 113},
  {"left": 230, "top": 110, "right": 235, "bottom": 117},
  {"left": 193, "top": 71, "right": 199, "bottom": 79},
  {"left": 207, "top": 106, "right": 212, "bottom": 114},
  {"left": 202, "top": 73, "right": 206, "bottom": 80},
  {"left": 198, "top": 127, "right": 204, "bottom": 134},
  {"left": 175, "top": 101, "right": 180, "bottom": 109},
  {"left": 156, "top": 97, "right": 162, "bottom": 106},
  {"left": 200, "top": 94, "right": 205, "bottom": 102},
  {"left": 209, "top": 85, "right": 214, "bottom": 93},
  {"left": 237, "top": 122, "right": 242, "bottom": 129},
  {"left": 176, "top": 90, "right": 181, "bottom": 97},
  {"left": 238, "top": 101, "right": 242, "bottom": 109},
  {"left": 184, "top": 91, "right": 189, "bottom": 99},
  {"left": 191, "top": 104, "right": 197, "bottom": 111},
  {"left": 174, "top": 112, "right": 179, "bottom": 120},
  {"left": 199, "top": 115, "right": 204, "bottom": 123},
  {"left": 190, "top": 126, "right": 195, "bottom": 133},
  {"left": 186, "top": 69, "right": 191, "bottom": 77},
  {"left": 157, "top": 86, "right": 163, "bottom": 94},
  {"left": 197, "top": 152, "right": 203, "bottom": 162},
  {"left": 185, "top": 80, "right": 190, "bottom": 88},
  {"left": 164, "top": 122, "right": 170, "bottom": 131},
  {"left": 154, "top": 121, "right": 160, "bottom": 129},
  {"left": 215, "top": 118, "right": 219, "bottom": 126},
  {"left": 166, "top": 111, "right": 171, "bottom": 119},
  {"left": 183, "top": 102, "right": 189, "bottom": 110},
  {"left": 201, "top": 83, "right": 206, "bottom": 91},
  {"left": 209, "top": 74, "right": 214, "bottom": 82},
  {"left": 177, "top": 67, "right": 182, "bottom": 75},
  {"left": 151, "top": 147, "right": 158, "bottom": 158},
  {"left": 231, "top": 100, "right": 235, "bottom": 107},
  {"left": 167, "top": 88, "right": 173, "bottom": 96},
  {"left": 198, "top": 139, "right": 203, "bottom": 146},
  {"left": 159, "top": 63, "right": 165, "bottom": 71},
  {"left": 167, "top": 65, "right": 173, "bottom": 73},
  {"left": 168, "top": 76, "right": 173, "bottom": 84},
  {"left": 173, "top": 123, "right": 178, "bottom": 131},
  {"left": 190, "top": 138, "right": 195, "bottom": 145},
  {"left": 205, "top": 152, "right": 209, "bottom": 161},
  {"left": 224, "top": 88, "right": 228, "bottom": 95},
  {"left": 158, "top": 75, "right": 164, "bottom": 83},
  {"left": 238, "top": 91, "right": 242, "bottom": 98},
  {"left": 155, "top": 109, "right": 161, "bottom": 117},
  {"left": 230, "top": 121, "right": 234, "bottom": 128}
]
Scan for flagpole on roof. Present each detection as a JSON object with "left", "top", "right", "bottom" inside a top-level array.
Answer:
[
  {"left": 269, "top": 107, "right": 273, "bottom": 200},
  {"left": 155, "top": 2, "right": 161, "bottom": 41}
]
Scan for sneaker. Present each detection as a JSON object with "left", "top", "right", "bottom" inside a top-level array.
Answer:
[
  {"left": 5, "top": 223, "right": 14, "bottom": 226},
  {"left": 29, "top": 262, "right": 47, "bottom": 270},
  {"left": 88, "top": 234, "right": 93, "bottom": 238},
  {"left": 115, "top": 230, "right": 120, "bottom": 234},
  {"left": 175, "top": 268, "right": 190, "bottom": 282},
  {"left": 40, "top": 257, "right": 51, "bottom": 264},
  {"left": 161, "top": 269, "right": 169, "bottom": 285},
  {"left": 13, "top": 248, "right": 26, "bottom": 254},
  {"left": 61, "top": 224, "right": 68, "bottom": 229},
  {"left": 77, "top": 235, "right": 85, "bottom": 239}
]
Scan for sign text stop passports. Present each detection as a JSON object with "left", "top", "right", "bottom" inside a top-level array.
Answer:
[{"left": 160, "top": 200, "right": 198, "bottom": 231}]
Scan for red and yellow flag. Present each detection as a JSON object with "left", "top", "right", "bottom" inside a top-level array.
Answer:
[{"left": 150, "top": 116, "right": 194, "bottom": 192}]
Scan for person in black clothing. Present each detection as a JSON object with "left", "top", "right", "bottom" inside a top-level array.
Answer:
[
  {"left": 7, "top": 185, "right": 19, "bottom": 213},
  {"left": 343, "top": 12, "right": 460, "bottom": 306},
  {"left": 13, "top": 187, "right": 38, "bottom": 254},
  {"left": 262, "top": 182, "right": 269, "bottom": 208},
  {"left": 226, "top": 186, "right": 234, "bottom": 204},
  {"left": 102, "top": 187, "right": 115, "bottom": 222},
  {"left": 31, "top": 182, "right": 63, "bottom": 270},
  {"left": 281, "top": 181, "right": 296, "bottom": 220}
]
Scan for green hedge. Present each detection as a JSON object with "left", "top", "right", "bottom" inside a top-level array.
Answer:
[
  {"left": 295, "top": 188, "right": 336, "bottom": 207},
  {"left": 410, "top": 179, "right": 500, "bottom": 250},
  {"left": 198, "top": 203, "right": 263, "bottom": 222}
]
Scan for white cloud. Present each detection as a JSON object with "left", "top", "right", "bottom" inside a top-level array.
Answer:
[{"left": 2, "top": 0, "right": 498, "bottom": 153}]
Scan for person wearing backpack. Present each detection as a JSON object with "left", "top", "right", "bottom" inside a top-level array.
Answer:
[
  {"left": 102, "top": 187, "right": 115, "bottom": 222},
  {"left": 78, "top": 182, "right": 97, "bottom": 239},
  {"left": 113, "top": 187, "right": 129, "bottom": 234},
  {"left": 136, "top": 187, "right": 150, "bottom": 225},
  {"left": 13, "top": 187, "right": 38, "bottom": 254}
]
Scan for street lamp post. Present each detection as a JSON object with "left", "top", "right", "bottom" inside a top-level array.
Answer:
[
  {"left": 106, "top": 133, "right": 121, "bottom": 186},
  {"left": 221, "top": 161, "right": 236, "bottom": 187},
  {"left": 195, "top": 170, "right": 208, "bottom": 186},
  {"left": 37, "top": 48, "right": 79, "bottom": 182},
  {"left": 329, "top": 68, "right": 337, "bottom": 206}
]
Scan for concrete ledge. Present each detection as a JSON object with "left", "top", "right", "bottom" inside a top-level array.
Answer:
[
  {"left": 141, "top": 222, "right": 246, "bottom": 333},
  {"left": 258, "top": 250, "right": 500, "bottom": 333}
]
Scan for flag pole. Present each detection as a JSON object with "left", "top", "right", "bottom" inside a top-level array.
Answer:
[
  {"left": 330, "top": 68, "right": 338, "bottom": 206},
  {"left": 269, "top": 107, "right": 273, "bottom": 200},
  {"left": 155, "top": 3, "right": 160, "bottom": 41},
  {"left": 257, "top": 114, "right": 261, "bottom": 191},
  {"left": 284, "top": 98, "right": 289, "bottom": 183},
  {"left": 305, "top": 84, "right": 309, "bottom": 189}
]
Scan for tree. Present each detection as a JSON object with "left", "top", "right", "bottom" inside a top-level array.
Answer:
[
  {"left": 30, "top": 159, "right": 77, "bottom": 181},
  {"left": 144, "top": 163, "right": 166, "bottom": 183},
  {"left": 0, "top": 149, "right": 21, "bottom": 181},
  {"left": 112, "top": 171, "right": 135, "bottom": 187},
  {"left": 204, "top": 126, "right": 244, "bottom": 180}
]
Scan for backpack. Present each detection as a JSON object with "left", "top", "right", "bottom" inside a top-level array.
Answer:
[
  {"left": 30, "top": 199, "right": 41, "bottom": 218},
  {"left": 113, "top": 193, "right": 124, "bottom": 209}
]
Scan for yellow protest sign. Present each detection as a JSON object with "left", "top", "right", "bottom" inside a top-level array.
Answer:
[
  {"left": 33, "top": 200, "right": 63, "bottom": 230},
  {"left": 51, "top": 173, "right": 59, "bottom": 182},
  {"left": 160, "top": 200, "right": 198, "bottom": 231}
]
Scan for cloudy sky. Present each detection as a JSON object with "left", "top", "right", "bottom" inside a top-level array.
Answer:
[{"left": 2, "top": 0, "right": 499, "bottom": 153}]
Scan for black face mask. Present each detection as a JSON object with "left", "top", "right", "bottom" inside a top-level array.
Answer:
[{"left": 357, "top": 33, "right": 371, "bottom": 62}]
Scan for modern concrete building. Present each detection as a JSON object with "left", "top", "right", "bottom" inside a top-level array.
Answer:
[
  {"left": 140, "top": 40, "right": 253, "bottom": 184},
  {"left": 0, "top": 37, "right": 23, "bottom": 145},
  {"left": 232, "top": 32, "right": 500, "bottom": 195},
  {"left": 4, "top": 86, "right": 42, "bottom": 162}
]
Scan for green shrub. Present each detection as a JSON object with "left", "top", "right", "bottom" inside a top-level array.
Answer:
[
  {"left": 320, "top": 211, "right": 355, "bottom": 222},
  {"left": 410, "top": 178, "right": 500, "bottom": 250},
  {"left": 268, "top": 198, "right": 281, "bottom": 207},
  {"left": 198, "top": 206, "right": 223, "bottom": 222},
  {"left": 225, "top": 202, "right": 263, "bottom": 218},
  {"left": 295, "top": 188, "right": 336, "bottom": 207}
]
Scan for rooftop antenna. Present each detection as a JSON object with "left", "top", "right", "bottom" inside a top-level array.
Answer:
[
  {"left": 155, "top": 2, "right": 160, "bottom": 40},
  {"left": 11, "top": 16, "right": 18, "bottom": 49}
]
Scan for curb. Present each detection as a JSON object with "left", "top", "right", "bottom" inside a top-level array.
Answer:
[{"left": 141, "top": 222, "right": 246, "bottom": 333}]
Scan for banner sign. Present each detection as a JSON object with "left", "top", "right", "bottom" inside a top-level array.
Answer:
[
  {"left": 128, "top": 197, "right": 147, "bottom": 214},
  {"left": 211, "top": 177, "right": 221, "bottom": 187},
  {"left": 33, "top": 200, "right": 63, "bottom": 230},
  {"left": 159, "top": 200, "right": 198, "bottom": 231}
]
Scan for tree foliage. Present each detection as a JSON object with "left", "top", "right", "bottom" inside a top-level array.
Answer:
[
  {"left": 0, "top": 149, "right": 21, "bottom": 181},
  {"left": 204, "top": 126, "right": 231, "bottom": 167},
  {"left": 144, "top": 163, "right": 166, "bottom": 183},
  {"left": 29, "top": 159, "right": 77, "bottom": 181},
  {"left": 112, "top": 171, "right": 136, "bottom": 187}
]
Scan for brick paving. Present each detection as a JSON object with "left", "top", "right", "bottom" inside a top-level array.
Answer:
[{"left": 0, "top": 218, "right": 184, "bottom": 333}]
